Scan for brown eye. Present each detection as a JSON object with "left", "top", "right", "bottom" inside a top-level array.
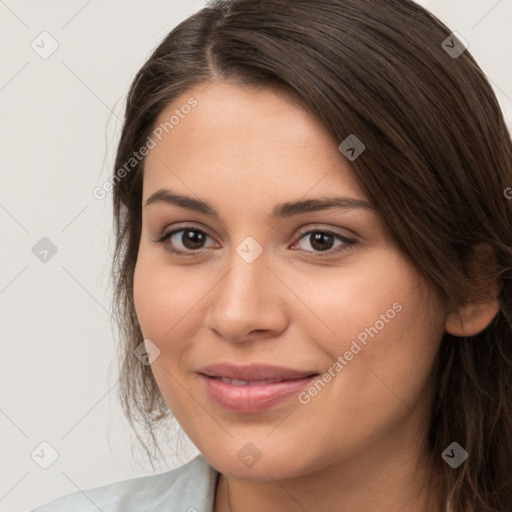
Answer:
[
  {"left": 177, "top": 229, "right": 207, "bottom": 250},
  {"left": 306, "top": 232, "right": 336, "bottom": 251},
  {"left": 157, "top": 227, "right": 216, "bottom": 254},
  {"left": 292, "top": 230, "right": 355, "bottom": 255}
]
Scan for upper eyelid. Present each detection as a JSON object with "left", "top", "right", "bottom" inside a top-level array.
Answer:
[
  {"left": 160, "top": 224, "right": 217, "bottom": 242},
  {"left": 160, "top": 221, "right": 354, "bottom": 236}
]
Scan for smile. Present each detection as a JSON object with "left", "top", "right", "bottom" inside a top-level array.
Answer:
[{"left": 196, "top": 363, "right": 319, "bottom": 413}]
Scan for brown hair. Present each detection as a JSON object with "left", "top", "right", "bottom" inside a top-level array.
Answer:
[{"left": 110, "top": 1, "right": 512, "bottom": 509}]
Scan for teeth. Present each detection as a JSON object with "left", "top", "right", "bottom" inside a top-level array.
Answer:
[
  {"left": 219, "top": 377, "right": 283, "bottom": 385},
  {"left": 222, "top": 378, "right": 250, "bottom": 385}
]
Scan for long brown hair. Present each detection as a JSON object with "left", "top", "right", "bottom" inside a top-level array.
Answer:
[{"left": 110, "top": 1, "right": 512, "bottom": 510}]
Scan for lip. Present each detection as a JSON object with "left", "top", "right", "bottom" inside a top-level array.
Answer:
[{"left": 197, "top": 363, "right": 318, "bottom": 413}]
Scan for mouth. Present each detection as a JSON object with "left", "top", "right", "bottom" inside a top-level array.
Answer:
[
  {"left": 196, "top": 363, "right": 319, "bottom": 413},
  {"left": 207, "top": 377, "right": 304, "bottom": 386}
]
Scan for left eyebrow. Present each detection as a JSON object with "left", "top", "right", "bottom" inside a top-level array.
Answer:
[
  {"left": 271, "top": 197, "right": 375, "bottom": 217},
  {"left": 143, "top": 188, "right": 375, "bottom": 218}
]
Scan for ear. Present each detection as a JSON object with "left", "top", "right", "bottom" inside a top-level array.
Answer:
[{"left": 445, "top": 243, "right": 501, "bottom": 337}]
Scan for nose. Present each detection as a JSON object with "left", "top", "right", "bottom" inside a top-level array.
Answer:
[{"left": 203, "top": 246, "right": 289, "bottom": 344}]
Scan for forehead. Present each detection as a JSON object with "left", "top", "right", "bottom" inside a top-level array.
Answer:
[{"left": 142, "top": 82, "right": 367, "bottom": 207}]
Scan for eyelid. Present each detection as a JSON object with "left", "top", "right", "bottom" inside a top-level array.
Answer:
[
  {"left": 294, "top": 223, "right": 356, "bottom": 240},
  {"left": 154, "top": 220, "right": 213, "bottom": 238}
]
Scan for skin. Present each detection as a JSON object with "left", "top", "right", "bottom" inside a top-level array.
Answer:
[{"left": 133, "top": 81, "right": 499, "bottom": 512}]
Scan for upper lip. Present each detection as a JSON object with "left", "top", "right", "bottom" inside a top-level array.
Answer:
[{"left": 197, "top": 363, "right": 318, "bottom": 381}]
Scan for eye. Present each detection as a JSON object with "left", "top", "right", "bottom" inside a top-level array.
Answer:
[
  {"left": 154, "top": 225, "right": 356, "bottom": 257},
  {"left": 290, "top": 229, "right": 355, "bottom": 255},
  {"left": 155, "top": 227, "right": 217, "bottom": 254}
]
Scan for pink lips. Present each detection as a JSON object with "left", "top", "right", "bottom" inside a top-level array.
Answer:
[{"left": 197, "top": 363, "right": 318, "bottom": 413}]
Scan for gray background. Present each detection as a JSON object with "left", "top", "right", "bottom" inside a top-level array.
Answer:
[{"left": 1, "top": 1, "right": 510, "bottom": 511}]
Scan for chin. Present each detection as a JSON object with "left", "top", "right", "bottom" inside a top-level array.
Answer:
[{"left": 200, "top": 441, "right": 315, "bottom": 481}]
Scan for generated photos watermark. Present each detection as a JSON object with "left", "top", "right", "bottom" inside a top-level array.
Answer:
[
  {"left": 298, "top": 301, "right": 403, "bottom": 405},
  {"left": 93, "top": 97, "right": 198, "bottom": 200}
]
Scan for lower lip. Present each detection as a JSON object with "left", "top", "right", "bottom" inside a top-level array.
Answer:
[{"left": 198, "top": 374, "right": 317, "bottom": 413}]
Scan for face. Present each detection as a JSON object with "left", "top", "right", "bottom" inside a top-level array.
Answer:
[{"left": 133, "top": 81, "right": 448, "bottom": 482}]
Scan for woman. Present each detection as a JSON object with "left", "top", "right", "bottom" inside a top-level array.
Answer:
[{"left": 32, "top": 0, "right": 512, "bottom": 511}]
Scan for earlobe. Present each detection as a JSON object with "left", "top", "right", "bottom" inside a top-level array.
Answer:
[{"left": 445, "top": 243, "right": 502, "bottom": 337}]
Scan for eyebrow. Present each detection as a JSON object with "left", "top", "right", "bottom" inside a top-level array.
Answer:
[{"left": 144, "top": 188, "right": 375, "bottom": 218}]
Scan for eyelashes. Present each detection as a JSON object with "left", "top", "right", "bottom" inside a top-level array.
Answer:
[{"left": 154, "top": 225, "right": 356, "bottom": 258}]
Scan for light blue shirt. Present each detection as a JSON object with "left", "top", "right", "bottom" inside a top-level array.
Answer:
[{"left": 30, "top": 454, "right": 219, "bottom": 512}]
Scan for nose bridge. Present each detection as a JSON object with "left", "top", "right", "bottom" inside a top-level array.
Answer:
[
  {"left": 205, "top": 237, "right": 287, "bottom": 340},
  {"left": 218, "top": 241, "right": 270, "bottom": 311}
]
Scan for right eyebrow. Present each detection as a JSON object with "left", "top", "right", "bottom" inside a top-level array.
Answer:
[{"left": 144, "top": 189, "right": 219, "bottom": 218}]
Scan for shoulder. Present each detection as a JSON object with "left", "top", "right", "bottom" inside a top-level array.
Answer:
[{"left": 29, "top": 454, "right": 218, "bottom": 512}]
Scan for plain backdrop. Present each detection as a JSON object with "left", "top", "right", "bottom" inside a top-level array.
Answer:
[{"left": 0, "top": 1, "right": 511, "bottom": 511}]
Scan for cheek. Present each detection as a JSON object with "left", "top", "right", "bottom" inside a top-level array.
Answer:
[
  {"left": 132, "top": 253, "right": 221, "bottom": 405},
  {"left": 284, "top": 259, "right": 445, "bottom": 467},
  {"left": 132, "top": 258, "right": 201, "bottom": 412},
  {"left": 133, "top": 255, "right": 202, "bottom": 343},
  {"left": 133, "top": 260, "right": 165, "bottom": 340},
  {"left": 287, "top": 247, "right": 427, "bottom": 347},
  {"left": 292, "top": 247, "right": 445, "bottom": 400}
]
